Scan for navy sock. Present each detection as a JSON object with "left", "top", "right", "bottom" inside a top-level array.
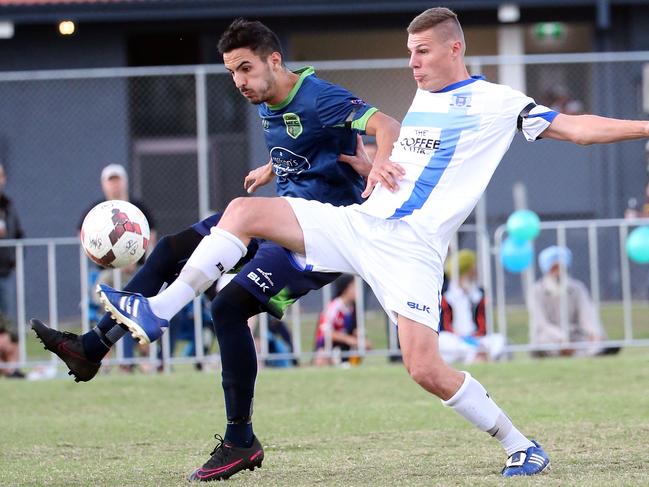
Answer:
[
  {"left": 81, "top": 328, "right": 111, "bottom": 363},
  {"left": 225, "top": 422, "right": 254, "bottom": 449},
  {"left": 212, "top": 283, "right": 260, "bottom": 448},
  {"left": 81, "top": 230, "right": 201, "bottom": 362}
]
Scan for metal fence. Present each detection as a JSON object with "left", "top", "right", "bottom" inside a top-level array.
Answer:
[
  {"left": 2, "top": 214, "right": 649, "bottom": 373},
  {"left": 0, "top": 52, "right": 648, "bottom": 373},
  {"left": 493, "top": 217, "right": 649, "bottom": 354}
]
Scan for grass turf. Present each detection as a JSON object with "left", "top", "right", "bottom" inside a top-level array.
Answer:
[{"left": 2, "top": 350, "right": 649, "bottom": 486}]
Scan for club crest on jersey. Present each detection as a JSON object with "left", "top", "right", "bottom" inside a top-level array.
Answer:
[
  {"left": 282, "top": 113, "right": 303, "bottom": 139},
  {"left": 451, "top": 94, "right": 472, "bottom": 108}
]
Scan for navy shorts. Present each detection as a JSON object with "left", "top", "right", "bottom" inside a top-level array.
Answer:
[{"left": 192, "top": 213, "right": 339, "bottom": 318}]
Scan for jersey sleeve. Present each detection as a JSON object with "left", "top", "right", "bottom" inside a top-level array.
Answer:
[
  {"left": 315, "top": 83, "right": 377, "bottom": 133},
  {"left": 503, "top": 87, "right": 558, "bottom": 142},
  {"left": 519, "top": 104, "right": 559, "bottom": 141}
]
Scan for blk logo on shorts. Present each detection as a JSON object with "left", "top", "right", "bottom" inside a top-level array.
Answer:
[
  {"left": 407, "top": 301, "right": 431, "bottom": 313},
  {"left": 247, "top": 271, "right": 270, "bottom": 293}
]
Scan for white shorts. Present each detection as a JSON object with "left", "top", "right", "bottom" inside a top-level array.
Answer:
[{"left": 284, "top": 197, "right": 444, "bottom": 330}]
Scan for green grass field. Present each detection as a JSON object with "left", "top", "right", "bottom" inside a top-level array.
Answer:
[{"left": 2, "top": 350, "right": 649, "bottom": 486}]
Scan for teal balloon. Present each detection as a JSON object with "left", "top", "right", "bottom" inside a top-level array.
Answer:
[
  {"left": 626, "top": 226, "right": 649, "bottom": 264},
  {"left": 506, "top": 209, "right": 540, "bottom": 241},
  {"left": 500, "top": 237, "right": 534, "bottom": 273}
]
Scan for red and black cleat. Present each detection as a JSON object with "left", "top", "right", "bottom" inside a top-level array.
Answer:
[
  {"left": 31, "top": 319, "right": 100, "bottom": 382},
  {"left": 188, "top": 435, "right": 264, "bottom": 482}
]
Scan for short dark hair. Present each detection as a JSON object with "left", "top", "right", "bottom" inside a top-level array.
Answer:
[
  {"left": 218, "top": 18, "right": 283, "bottom": 59},
  {"left": 334, "top": 274, "right": 355, "bottom": 298},
  {"left": 0, "top": 324, "right": 17, "bottom": 343}
]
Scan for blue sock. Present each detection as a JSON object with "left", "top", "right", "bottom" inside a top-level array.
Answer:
[
  {"left": 81, "top": 234, "right": 191, "bottom": 362},
  {"left": 212, "top": 284, "right": 258, "bottom": 448}
]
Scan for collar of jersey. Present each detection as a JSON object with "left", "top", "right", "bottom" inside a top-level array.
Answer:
[
  {"left": 266, "top": 66, "right": 315, "bottom": 111},
  {"left": 433, "top": 75, "right": 485, "bottom": 93}
]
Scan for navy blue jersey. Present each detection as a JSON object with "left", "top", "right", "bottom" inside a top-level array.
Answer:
[{"left": 258, "top": 67, "right": 377, "bottom": 206}]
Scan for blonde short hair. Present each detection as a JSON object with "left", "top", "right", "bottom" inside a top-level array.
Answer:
[{"left": 407, "top": 7, "right": 465, "bottom": 54}]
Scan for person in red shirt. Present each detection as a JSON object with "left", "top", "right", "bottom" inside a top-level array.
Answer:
[{"left": 313, "top": 275, "right": 371, "bottom": 366}]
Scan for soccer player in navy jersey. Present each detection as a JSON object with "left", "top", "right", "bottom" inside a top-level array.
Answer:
[{"left": 32, "top": 18, "right": 401, "bottom": 481}]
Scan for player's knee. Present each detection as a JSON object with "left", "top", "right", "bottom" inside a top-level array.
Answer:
[
  {"left": 210, "top": 282, "right": 259, "bottom": 337},
  {"left": 222, "top": 197, "right": 255, "bottom": 230},
  {"left": 210, "top": 294, "right": 230, "bottom": 336},
  {"left": 406, "top": 361, "right": 446, "bottom": 394}
]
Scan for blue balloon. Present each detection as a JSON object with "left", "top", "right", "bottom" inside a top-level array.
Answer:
[
  {"left": 500, "top": 237, "right": 534, "bottom": 273},
  {"left": 626, "top": 226, "right": 649, "bottom": 264},
  {"left": 506, "top": 209, "right": 541, "bottom": 241}
]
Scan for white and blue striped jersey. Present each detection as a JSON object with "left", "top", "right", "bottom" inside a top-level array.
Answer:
[{"left": 357, "top": 76, "right": 557, "bottom": 252}]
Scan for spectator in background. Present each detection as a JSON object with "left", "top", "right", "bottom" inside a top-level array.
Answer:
[
  {"left": 529, "top": 246, "right": 612, "bottom": 357},
  {"left": 246, "top": 314, "right": 296, "bottom": 368},
  {"left": 82, "top": 164, "right": 157, "bottom": 372},
  {"left": 624, "top": 178, "right": 649, "bottom": 219},
  {"left": 546, "top": 85, "right": 583, "bottom": 115},
  {"left": 0, "top": 164, "right": 24, "bottom": 321},
  {"left": 0, "top": 323, "right": 24, "bottom": 378},
  {"left": 313, "top": 274, "right": 371, "bottom": 366},
  {"left": 439, "top": 249, "right": 506, "bottom": 364},
  {"left": 79, "top": 164, "right": 157, "bottom": 249}
]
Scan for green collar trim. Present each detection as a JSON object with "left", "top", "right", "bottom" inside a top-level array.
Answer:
[{"left": 267, "top": 66, "right": 315, "bottom": 111}]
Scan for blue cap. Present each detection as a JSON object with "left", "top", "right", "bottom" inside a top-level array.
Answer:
[{"left": 538, "top": 246, "right": 572, "bottom": 274}]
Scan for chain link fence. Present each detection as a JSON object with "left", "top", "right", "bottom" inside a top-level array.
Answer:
[{"left": 0, "top": 52, "right": 647, "bottom": 370}]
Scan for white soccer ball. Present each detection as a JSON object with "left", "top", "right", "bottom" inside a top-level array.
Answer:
[{"left": 80, "top": 200, "right": 150, "bottom": 269}]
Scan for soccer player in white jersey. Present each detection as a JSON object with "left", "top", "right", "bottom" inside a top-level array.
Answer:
[{"left": 100, "top": 7, "right": 649, "bottom": 478}]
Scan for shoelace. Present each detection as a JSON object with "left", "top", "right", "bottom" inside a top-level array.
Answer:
[{"left": 208, "top": 434, "right": 231, "bottom": 459}]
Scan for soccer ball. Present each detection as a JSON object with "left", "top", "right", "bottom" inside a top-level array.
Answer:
[{"left": 80, "top": 200, "right": 150, "bottom": 268}]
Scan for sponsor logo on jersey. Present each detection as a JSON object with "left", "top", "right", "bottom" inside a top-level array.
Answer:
[
  {"left": 270, "top": 146, "right": 311, "bottom": 179},
  {"left": 399, "top": 136, "right": 441, "bottom": 155},
  {"left": 261, "top": 118, "right": 270, "bottom": 132},
  {"left": 407, "top": 301, "right": 431, "bottom": 313},
  {"left": 282, "top": 112, "right": 303, "bottom": 139},
  {"left": 247, "top": 271, "right": 270, "bottom": 292}
]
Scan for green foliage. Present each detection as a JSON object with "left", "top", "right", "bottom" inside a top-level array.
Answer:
[{"left": 2, "top": 351, "right": 649, "bottom": 486}]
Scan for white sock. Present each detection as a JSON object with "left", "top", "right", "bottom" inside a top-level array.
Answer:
[
  {"left": 149, "top": 281, "right": 196, "bottom": 321},
  {"left": 442, "top": 372, "right": 534, "bottom": 456},
  {"left": 149, "top": 227, "right": 247, "bottom": 320}
]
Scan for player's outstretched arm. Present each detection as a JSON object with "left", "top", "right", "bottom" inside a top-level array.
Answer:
[
  {"left": 542, "top": 113, "right": 649, "bottom": 145},
  {"left": 244, "top": 160, "right": 275, "bottom": 194}
]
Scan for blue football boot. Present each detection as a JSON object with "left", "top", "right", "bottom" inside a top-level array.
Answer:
[
  {"left": 97, "top": 284, "right": 169, "bottom": 344},
  {"left": 502, "top": 440, "right": 550, "bottom": 477}
]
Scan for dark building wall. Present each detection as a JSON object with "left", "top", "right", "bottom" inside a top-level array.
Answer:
[{"left": 0, "top": 24, "right": 126, "bottom": 71}]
